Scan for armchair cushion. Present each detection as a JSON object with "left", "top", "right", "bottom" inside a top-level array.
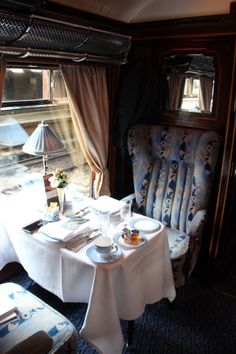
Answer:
[{"left": 166, "top": 227, "right": 189, "bottom": 260}]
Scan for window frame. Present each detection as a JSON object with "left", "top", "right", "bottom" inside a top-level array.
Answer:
[{"left": 2, "top": 64, "right": 60, "bottom": 109}]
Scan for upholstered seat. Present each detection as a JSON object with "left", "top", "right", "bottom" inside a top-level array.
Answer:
[
  {"left": 127, "top": 124, "right": 221, "bottom": 287},
  {"left": 0, "top": 282, "right": 77, "bottom": 353}
]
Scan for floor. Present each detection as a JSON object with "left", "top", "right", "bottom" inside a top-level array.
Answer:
[{"left": 2, "top": 263, "right": 236, "bottom": 354}]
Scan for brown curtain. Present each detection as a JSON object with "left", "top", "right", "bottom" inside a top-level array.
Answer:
[
  {"left": 199, "top": 76, "right": 213, "bottom": 112},
  {"left": 0, "top": 60, "right": 6, "bottom": 107},
  {"left": 61, "top": 65, "right": 110, "bottom": 198},
  {"left": 168, "top": 69, "right": 185, "bottom": 110}
]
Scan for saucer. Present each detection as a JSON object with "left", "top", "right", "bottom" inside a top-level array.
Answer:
[
  {"left": 86, "top": 245, "right": 122, "bottom": 264},
  {"left": 128, "top": 217, "right": 160, "bottom": 233},
  {"left": 113, "top": 232, "right": 147, "bottom": 250}
]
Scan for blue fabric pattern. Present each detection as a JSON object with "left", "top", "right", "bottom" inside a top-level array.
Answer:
[
  {"left": 153, "top": 159, "right": 168, "bottom": 220},
  {"left": 162, "top": 160, "right": 178, "bottom": 226},
  {"left": 146, "top": 158, "right": 161, "bottom": 217},
  {"left": 179, "top": 163, "right": 194, "bottom": 233},
  {"left": 171, "top": 160, "right": 187, "bottom": 230}
]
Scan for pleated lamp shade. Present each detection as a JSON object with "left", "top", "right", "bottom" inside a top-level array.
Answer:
[
  {"left": 23, "top": 121, "right": 64, "bottom": 156},
  {"left": 22, "top": 121, "right": 64, "bottom": 174}
]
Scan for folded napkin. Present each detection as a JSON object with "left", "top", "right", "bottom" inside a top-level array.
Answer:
[
  {"left": 89, "top": 196, "right": 125, "bottom": 215},
  {"left": 38, "top": 218, "right": 93, "bottom": 242}
]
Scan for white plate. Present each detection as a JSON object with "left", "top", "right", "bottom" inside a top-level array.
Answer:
[
  {"left": 37, "top": 232, "right": 63, "bottom": 243},
  {"left": 37, "top": 230, "right": 90, "bottom": 245},
  {"left": 113, "top": 232, "right": 147, "bottom": 250},
  {"left": 86, "top": 245, "right": 122, "bottom": 264},
  {"left": 128, "top": 217, "right": 160, "bottom": 233}
]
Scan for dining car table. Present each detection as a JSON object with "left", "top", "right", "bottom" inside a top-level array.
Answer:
[{"left": 0, "top": 179, "right": 176, "bottom": 354}]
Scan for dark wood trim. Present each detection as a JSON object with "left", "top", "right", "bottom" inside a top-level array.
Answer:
[
  {"left": 107, "top": 64, "right": 121, "bottom": 196},
  {"left": 131, "top": 20, "right": 236, "bottom": 41},
  {"left": 130, "top": 3, "right": 236, "bottom": 40},
  {"left": 209, "top": 41, "right": 236, "bottom": 260},
  {"left": 230, "top": 1, "right": 236, "bottom": 16}
]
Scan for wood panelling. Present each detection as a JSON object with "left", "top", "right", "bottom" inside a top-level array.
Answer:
[{"left": 210, "top": 46, "right": 236, "bottom": 264}]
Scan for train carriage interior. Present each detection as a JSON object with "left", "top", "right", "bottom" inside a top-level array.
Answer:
[{"left": 0, "top": 1, "right": 236, "bottom": 353}]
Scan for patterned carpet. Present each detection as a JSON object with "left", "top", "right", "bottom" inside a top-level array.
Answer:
[{"left": 2, "top": 267, "right": 236, "bottom": 354}]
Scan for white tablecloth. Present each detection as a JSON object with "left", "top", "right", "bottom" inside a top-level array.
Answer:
[{"left": 0, "top": 188, "right": 176, "bottom": 354}]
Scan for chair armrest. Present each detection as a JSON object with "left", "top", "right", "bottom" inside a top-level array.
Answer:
[
  {"left": 120, "top": 193, "right": 139, "bottom": 213},
  {"left": 120, "top": 193, "right": 136, "bottom": 203},
  {"left": 188, "top": 209, "right": 207, "bottom": 238}
]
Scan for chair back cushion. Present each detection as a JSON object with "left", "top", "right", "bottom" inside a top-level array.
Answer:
[{"left": 128, "top": 124, "right": 221, "bottom": 235}]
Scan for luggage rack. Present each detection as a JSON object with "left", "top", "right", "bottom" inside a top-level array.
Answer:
[{"left": 0, "top": 11, "right": 132, "bottom": 64}]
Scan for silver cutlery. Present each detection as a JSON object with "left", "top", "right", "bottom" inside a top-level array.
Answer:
[
  {"left": 65, "top": 229, "right": 100, "bottom": 252},
  {"left": 64, "top": 207, "right": 90, "bottom": 219}
]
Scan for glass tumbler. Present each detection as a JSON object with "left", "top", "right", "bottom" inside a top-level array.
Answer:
[
  {"left": 120, "top": 200, "right": 132, "bottom": 227},
  {"left": 98, "top": 209, "right": 110, "bottom": 237}
]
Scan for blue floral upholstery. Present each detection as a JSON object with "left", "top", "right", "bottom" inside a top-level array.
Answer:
[
  {"left": 128, "top": 124, "right": 221, "bottom": 286},
  {"left": 0, "top": 282, "right": 77, "bottom": 353}
]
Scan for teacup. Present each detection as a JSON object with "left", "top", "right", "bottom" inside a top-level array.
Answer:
[{"left": 94, "top": 236, "right": 117, "bottom": 256}]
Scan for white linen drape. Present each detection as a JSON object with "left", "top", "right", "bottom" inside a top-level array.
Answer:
[{"left": 61, "top": 65, "right": 110, "bottom": 198}]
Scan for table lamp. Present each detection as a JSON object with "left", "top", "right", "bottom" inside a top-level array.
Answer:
[
  {"left": 22, "top": 121, "right": 65, "bottom": 206},
  {"left": 22, "top": 121, "right": 65, "bottom": 175}
]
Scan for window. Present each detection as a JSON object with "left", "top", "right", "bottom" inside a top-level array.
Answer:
[
  {"left": 160, "top": 53, "right": 215, "bottom": 114},
  {"left": 3, "top": 68, "right": 50, "bottom": 103},
  {"left": 181, "top": 77, "right": 201, "bottom": 112},
  {"left": 181, "top": 76, "right": 214, "bottom": 113},
  {"left": 0, "top": 66, "right": 91, "bottom": 197}
]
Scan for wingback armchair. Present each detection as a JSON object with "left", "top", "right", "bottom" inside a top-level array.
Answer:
[{"left": 127, "top": 124, "right": 221, "bottom": 287}]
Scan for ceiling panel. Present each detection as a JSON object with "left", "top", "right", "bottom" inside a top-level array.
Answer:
[{"left": 49, "top": 0, "right": 233, "bottom": 23}]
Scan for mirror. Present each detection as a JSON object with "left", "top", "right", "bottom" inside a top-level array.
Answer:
[{"left": 160, "top": 53, "right": 215, "bottom": 113}]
